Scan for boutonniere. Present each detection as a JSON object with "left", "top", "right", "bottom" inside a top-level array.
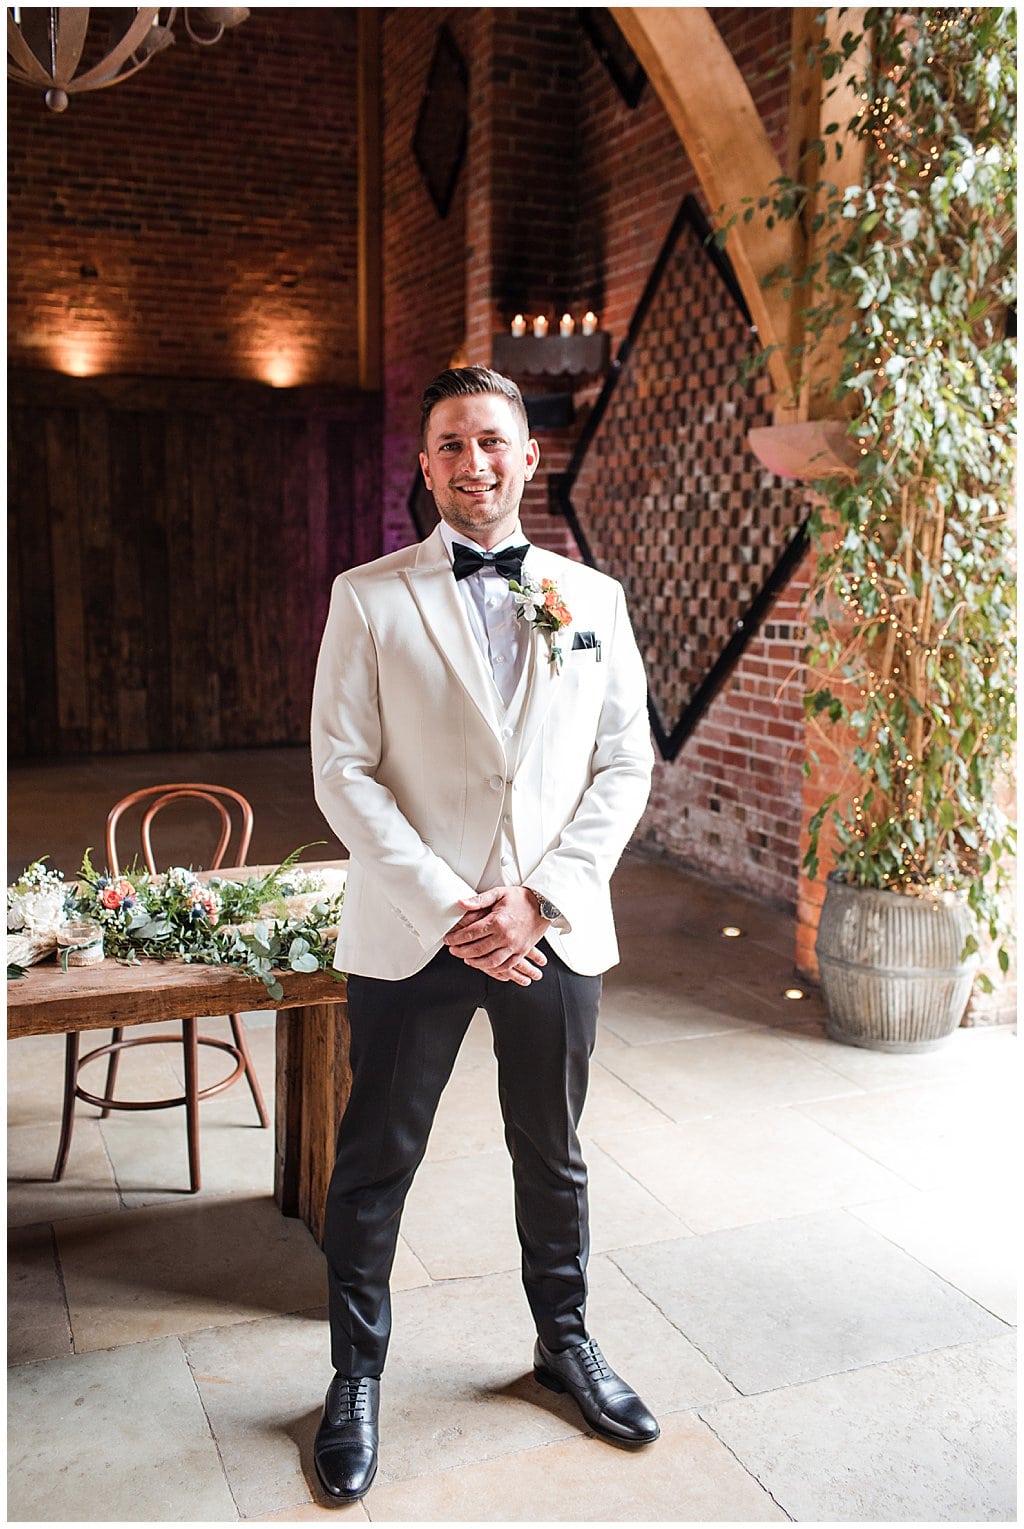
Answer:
[{"left": 508, "top": 575, "right": 572, "bottom": 671}]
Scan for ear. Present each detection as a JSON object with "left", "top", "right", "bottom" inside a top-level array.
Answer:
[
  {"left": 418, "top": 450, "right": 433, "bottom": 491},
  {"left": 524, "top": 436, "right": 541, "bottom": 481}
]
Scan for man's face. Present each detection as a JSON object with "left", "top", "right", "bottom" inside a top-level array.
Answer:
[{"left": 419, "top": 393, "right": 540, "bottom": 549}]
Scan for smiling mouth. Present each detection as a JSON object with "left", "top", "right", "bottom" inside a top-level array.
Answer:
[{"left": 456, "top": 482, "right": 497, "bottom": 495}]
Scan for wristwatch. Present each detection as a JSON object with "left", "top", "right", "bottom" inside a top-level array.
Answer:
[{"left": 528, "top": 889, "right": 563, "bottom": 923}]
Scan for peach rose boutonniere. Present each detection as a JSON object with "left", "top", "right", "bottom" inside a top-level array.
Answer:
[{"left": 508, "top": 575, "right": 572, "bottom": 671}]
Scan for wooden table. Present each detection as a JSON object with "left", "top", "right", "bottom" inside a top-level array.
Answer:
[{"left": 6, "top": 868, "right": 351, "bottom": 1245}]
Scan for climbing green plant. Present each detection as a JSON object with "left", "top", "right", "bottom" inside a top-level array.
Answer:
[{"left": 739, "top": 9, "right": 1016, "bottom": 984}]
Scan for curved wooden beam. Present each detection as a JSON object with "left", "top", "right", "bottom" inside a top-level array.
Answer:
[{"left": 612, "top": 6, "right": 802, "bottom": 413}]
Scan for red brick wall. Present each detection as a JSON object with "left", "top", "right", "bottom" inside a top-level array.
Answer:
[{"left": 7, "top": 8, "right": 359, "bottom": 386}]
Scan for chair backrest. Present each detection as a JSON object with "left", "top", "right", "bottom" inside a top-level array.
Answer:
[{"left": 105, "top": 784, "right": 254, "bottom": 875}]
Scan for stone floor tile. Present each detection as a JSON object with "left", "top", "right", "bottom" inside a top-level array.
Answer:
[
  {"left": 8, "top": 1223, "right": 73, "bottom": 1365},
  {"left": 593, "top": 1106, "right": 907, "bottom": 1234},
  {"left": 185, "top": 1310, "right": 336, "bottom": 1519},
  {"left": 401, "top": 1140, "right": 686, "bottom": 1282},
  {"left": 102, "top": 1085, "right": 277, "bottom": 1207},
  {"left": 798, "top": 1074, "right": 1017, "bottom": 1192},
  {"left": 7, "top": 1119, "right": 122, "bottom": 1227},
  {"left": 400, "top": 1149, "right": 519, "bottom": 1279},
  {"left": 701, "top": 1331, "right": 1017, "bottom": 1522},
  {"left": 575, "top": 1255, "right": 735, "bottom": 1419},
  {"left": 613, "top": 1209, "right": 1008, "bottom": 1395},
  {"left": 57, "top": 1192, "right": 326, "bottom": 1352},
  {"left": 256, "top": 1504, "right": 367, "bottom": 1521},
  {"left": 598, "top": 1027, "right": 863, "bottom": 1122},
  {"left": 579, "top": 1058, "right": 675, "bottom": 1133},
  {"left": 850, "top": 1184, "right": 1016, "bottom": 1324},
  {"left": 724, "top": 977, "right": 827, "bottom": 1028},
  {"left": 189, "top": 1271, "right": 573, "bottom": 1508},
  {"left": 378, "top": 1262, "right": 731, "bottom": 1485},
  {"left": 391, "top": 1234, "right": 432, "bottom": 1292},
  {"left": 779, "top": 1019, "right": 1017, "bottom": 1091},
  {"left": 363, "top": 1409, "right": 787, "bottom": 1521},
  {"left": 423, "top": 1052, "right": 506, "bottom": 1162},
  {"left": 582, "top": 1139, "right": 690, "bottom": 1252},
  {"left": 7, "top": 1336, "right": 239, "bottom": 1521},
  {"left": 598, "top": 976, "right": 758, "bottom": 1044},
  {"left": 7, "top": 1029, "right": 178, "bottom": 1129}
]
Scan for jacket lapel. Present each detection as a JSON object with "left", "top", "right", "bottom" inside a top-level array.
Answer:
[
  {"left": 516, "top": 546, "right": 570, "bottom": 766},
  {"left": 400, "top": 527, "right": 503, "bottom": 740}
]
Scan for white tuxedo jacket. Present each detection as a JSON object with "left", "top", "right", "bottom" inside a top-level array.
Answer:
[{"left": 311, "top": 525, "right": 654, "bottom": 978}]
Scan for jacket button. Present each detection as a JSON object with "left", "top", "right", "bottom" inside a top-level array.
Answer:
[{"left": 488, "top": 774, "right": 503, "bottom": 790}]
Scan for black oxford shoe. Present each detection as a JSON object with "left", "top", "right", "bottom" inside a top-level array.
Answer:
[
  {"left": 313, "top": 1374, "right": 380, "bottom": 1502},
  {"left": 534, "top": 1337, "right": 660, "bottom": 1446}
]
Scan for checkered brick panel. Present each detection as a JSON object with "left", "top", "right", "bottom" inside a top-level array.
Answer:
[{"left": 567, "top": 207, "right": 809, "bottom": 745}]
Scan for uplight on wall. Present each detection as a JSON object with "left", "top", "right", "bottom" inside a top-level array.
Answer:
[
  {"left": 260, "top": 352, "right": 301, "bottom": 388},
  {"left": 56, "top": 341, "right": 103, "bottom": 377}
]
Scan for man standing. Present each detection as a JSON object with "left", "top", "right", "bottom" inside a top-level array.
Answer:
[{"left": 309, "top": 365, "right": 657, "bottom": 1503}]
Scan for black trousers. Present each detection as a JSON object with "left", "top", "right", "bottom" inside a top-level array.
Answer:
[{"left": 322, "top": 942, "right": 602, "bottom": 1376}]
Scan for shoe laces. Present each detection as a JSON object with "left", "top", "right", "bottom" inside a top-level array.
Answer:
[
  {"left": 334, "top": 1377, "right": 374, "bottom": 1421},
  {"left": 577, "top": 1338, "right": 612, "bottom": 1382}
]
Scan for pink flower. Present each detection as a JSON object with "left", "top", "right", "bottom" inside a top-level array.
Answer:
[{"left": 100, "top": 878, "right": 136, "bottom": 911}]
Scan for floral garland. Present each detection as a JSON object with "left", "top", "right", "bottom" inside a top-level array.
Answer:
[
  {"left": 508, "top": 575, "right": 572, "bottom": 670},
  {"left": 7, "top": 848, "right": 346, "bottom": 999}
]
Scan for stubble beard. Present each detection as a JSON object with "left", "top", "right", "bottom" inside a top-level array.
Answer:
[{"left": 434, "top": 480, "right": 522, "bottom": 543}]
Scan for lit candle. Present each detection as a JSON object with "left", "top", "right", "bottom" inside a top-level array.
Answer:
[
  {"left": 559, "top": 312, "right": 575, "bottom": 338},
  {"left": 533, "top": 314, "right": 549, "bottom": 338},
  {"left": 511, "top": 313, "right": 527, "bottom": 338},
  {"left": 581, "top": 311, "right": 598, "bottom": 336}
]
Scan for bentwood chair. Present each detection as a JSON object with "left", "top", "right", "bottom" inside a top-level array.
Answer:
[{"left": 52, "top": 784, "right": 270, "bottom": 1193}]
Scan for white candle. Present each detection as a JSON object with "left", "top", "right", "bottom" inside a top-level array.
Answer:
[
  {"left": 533, "top": 314, "right": 549, "bottom": 338},
  {"left": 559, "top": 312, "right": 575, "bottom": 338},
  {"left": 511, "top": 313, "right": 526, "bottom": 337},
  {"left": 582, "top": 311, "right": 598, "bottom": 336}
]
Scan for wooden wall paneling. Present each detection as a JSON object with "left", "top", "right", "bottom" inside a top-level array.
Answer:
[
  {"left": 109, "top": 410, "right": 149, "bottom": 751},
  {"left": 210, "top": 412, "right": 245, "bottom": 747},
  {"left": 7, "top": 411, "right": 29, "bottom": 757},
  {"left": 327, "top": 419, "right": 358, "bottom": 581},
  {"left": 233, "top": 415, "right": 259, "bottom": 747},
  {"left": 13, "top": 410, "right": 60, "bottom": 755},
  {"left": 280, "top": 416, "right": 313, "bottom": 742},
  {"left": 137, "top": 411, "right": 174, "bottom": 752},
  {"left": 187, "top": 414, "right": 223, "bottom": 750},
  {"left": 262, "top": 418, "right": 290, "bottom": 740},
  {"left": 306, "top": 415, "right": 332, "bottom": 662},
  {"left": 164, "top": 413, "right": 198, "bottom": 750},
  {"left": 8, "top": 374, "right": 383, "bottom": 757},
  {"left": 351, "top": 408, "right": 383, "bottom": 567},
  {"left": 77, "top": 407, "right": 117, "bottom": 755},
  {"left": 44, "top": 410, "right": 91, "bottom": 750},
  {"left": 248, "top": 414, "right": 279, "bottom": 745}
]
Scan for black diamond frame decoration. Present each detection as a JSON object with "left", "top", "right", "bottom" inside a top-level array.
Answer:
[
  {"left": 412, "top": 25, "right": 469, "bottom": 220},
  {"left": 553, "top": 196, "right": 812, "bottom": 761},
  {"left": 578, "top": 9, "right": 646, "bottom": 108}
]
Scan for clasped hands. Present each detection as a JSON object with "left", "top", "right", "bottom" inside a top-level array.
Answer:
[{"left": 443, "top": 885, "right": 549, "bottom": 986}]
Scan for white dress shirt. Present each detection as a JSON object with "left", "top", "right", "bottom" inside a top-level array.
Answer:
[{"left": 438, "top": 520, "right": 530, "bottom": 707}]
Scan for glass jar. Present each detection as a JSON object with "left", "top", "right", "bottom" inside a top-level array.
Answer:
[{"left": 57, "top": 920, "right": 106, "bottom": 968}]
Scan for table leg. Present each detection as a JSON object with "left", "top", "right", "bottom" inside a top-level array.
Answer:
[{"left": 274, "top": 998, "right": 351, "bottom": 1246}]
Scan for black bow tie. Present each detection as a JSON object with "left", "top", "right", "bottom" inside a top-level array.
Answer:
[{"left": 451, "top": 542, "right": 529, "bottom": 583}]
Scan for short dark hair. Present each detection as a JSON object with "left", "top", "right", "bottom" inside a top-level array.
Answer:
[{"left": 419, "top": 365, "right": 529, "bottom": 446}]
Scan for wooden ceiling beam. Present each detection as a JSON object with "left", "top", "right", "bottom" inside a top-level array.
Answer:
[{"left": 613, "top": 6, "right": 802, "bottom": 413}]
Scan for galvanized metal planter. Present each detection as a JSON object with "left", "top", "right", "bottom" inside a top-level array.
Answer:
[{"left": 816, "top": 875, "right": 979, "bottom": 1052}]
